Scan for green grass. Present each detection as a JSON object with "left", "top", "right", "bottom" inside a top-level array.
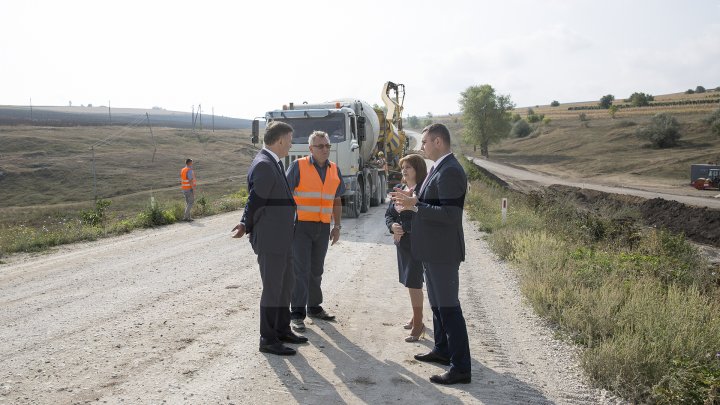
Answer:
[
  {"left": 460, "top": 156, "right": 720, "bottom": 404},
  {"left": 0, "top": 188, "right": 248, "bottom": 258}
]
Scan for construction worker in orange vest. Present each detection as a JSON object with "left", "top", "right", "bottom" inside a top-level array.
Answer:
[
  {"left": 180, "top": 158, "right": 197, "bottom": 221},
  {"left": 285, "top": 130, "right": 346, "bottom": 331}
]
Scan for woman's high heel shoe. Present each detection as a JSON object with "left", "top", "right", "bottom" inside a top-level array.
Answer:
[
  {"left": 403, "top": 320, "right": 413, "bottom": 330},
  {"left": 405, "top": 324, "right": 426, "bottom": 342}
]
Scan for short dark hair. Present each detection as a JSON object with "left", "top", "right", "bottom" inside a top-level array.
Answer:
[
  {"left": 399, "top": 153, "right": 428, "bottom": 186},
  {"left": 422, "top": 123, "right": 451, "bottom": 146},
  {"left": 264, "top": 121, "right": 293, "bottom": 145},
  {"left": 185, "top": 158, "right": 193, "bottom": 165}
]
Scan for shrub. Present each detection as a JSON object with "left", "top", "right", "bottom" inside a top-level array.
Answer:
[
  {"left": 542, "top": 117, "right": 552, "bottom": 125},
  {"left": 526, "top": 107, "right": 535, "bottom": 116},
  {"left": 527, "top": 114, "right": 542, "bottom": 123},
  {"left": 511, "top": 120, "right": 532, "bottom": 138},
  {"left": 636, "top": 113, "right": 681, "bottom": 148},
  {"left": 696, "top": 86, "right": 706, "bottom": 94},
  {"left": 511, "top": 113, "right": 522, "bottom": 123},
  {"left": 628, "top": 92, "right": 654, "bottom": 107},
  {"left": 608, "top": 105, "right": 618, "bottom": 118},
  {"left": 599, "top": 94, "right": 615, "bottom": 109},
  {"left": 579, "top": 113, "right": 589, "bottom": 122},
  {"left": 550, "top": 100, "right": 560, "bottom": 107},
  {"left": 685, "top": 89, "right": 695, "bottom": 95},
  {"left": 137, "top": 197, "right": 167, "bottom": 227},
  {"left": 80, "top": 199, "right": 112, "bottom": 226}
]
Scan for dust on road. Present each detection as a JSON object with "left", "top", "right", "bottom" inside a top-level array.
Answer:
[{"left": 0, "top": 207, "right": 620, "bottom": 404}]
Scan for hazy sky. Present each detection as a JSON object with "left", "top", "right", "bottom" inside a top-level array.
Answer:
[{"left": 1, "top": 0, "right": 719, "bottom": 118}]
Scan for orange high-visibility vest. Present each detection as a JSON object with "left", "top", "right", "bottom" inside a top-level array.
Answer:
[
  {"left": 180, "top": 167, "right": 196, "bottom": 190},
  {"left": 294, "top": 157, "right": 341, "bottom": 223}
]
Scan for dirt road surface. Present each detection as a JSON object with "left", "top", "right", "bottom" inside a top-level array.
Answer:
[
  {"left": 469, "top": 157, "right": 720, "bottom": 209},
  {"left": 0, "top": 208, "right": 622, "bottom": 404}
]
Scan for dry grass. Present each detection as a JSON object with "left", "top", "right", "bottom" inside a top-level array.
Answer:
[
  {"left": 0, "top": 125, "right": 256, "bottom": 222},
  {"left": 460, "top": 156, "right": 720, "bottom": 404},
  {"left": 439, "top": 91, "right": 720, "bottom": 190}
]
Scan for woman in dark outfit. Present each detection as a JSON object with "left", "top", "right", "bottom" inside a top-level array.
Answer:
[{"left": 384, "top": 154, "right": 428, "bottom": 342}]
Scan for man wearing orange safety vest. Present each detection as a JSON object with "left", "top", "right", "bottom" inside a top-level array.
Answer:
[
  {"left": 286, "top": 130, "right": 346, "bottom": 331},
  {"left": 180, "top": 158, "right": 197, "bottom": 221}
]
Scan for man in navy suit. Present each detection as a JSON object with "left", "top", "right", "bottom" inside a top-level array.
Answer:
[
  {"left": 232, "top": 121, "right": 307, "bottom": 356},
  {"left": 391, "top": 123, "right": 471, "bottom": 384}
]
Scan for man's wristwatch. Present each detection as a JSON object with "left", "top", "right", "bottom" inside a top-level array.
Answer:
[{"left": 333, "top": 224, "right": 342, "bottom": 230}]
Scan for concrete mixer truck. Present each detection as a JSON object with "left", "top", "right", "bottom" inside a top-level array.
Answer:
[{"left": 251, "top": 81, "right": 408, "bottom": 218}]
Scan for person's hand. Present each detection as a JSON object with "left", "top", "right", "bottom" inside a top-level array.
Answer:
[
  {"left": 393, "top": 233, "right": 402, "bottom": 243},
  {"left": 391, "top": 223, "right": 404, "bottom": 236},
  {"left": 330, "top": 227, "right": 340, "bottom": 246},
  {"left": 231, "top": 223, "right": 246, "bottom": 238},
  {"left": 390, "top": 191, "right": 418, "bottom": 211}
]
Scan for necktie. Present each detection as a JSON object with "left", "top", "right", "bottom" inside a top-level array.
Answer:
[
  {"left": 278, "top": 160, "right": 285, "bottom": 173},
  {"left": 420, "top": 166, "right": 435, "bottom": 195}
]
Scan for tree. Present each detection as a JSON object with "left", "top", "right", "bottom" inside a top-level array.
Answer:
[
  {"left": 685, "top": 89, "right": 695, "bottom": 95},
  {"left": 599, "top": 94, "right": 615, "bottom": 109},
  {"left": 459, "top": 84, "right": 515, "bottom": 157},
  {"left": 550, "top": 100, "right": 560, "bottom": 107},
  {"left": 407, "top": 115, "right": 420, "bottom": 128},
  {"left": 636, "top": 113, "right": 681, "bottom": 148},
  {"left": 696, "top": 86, "right": 706, "bottom": 94},
  {"left": 627, "top": 92, "right": 654, "bottom": 107}
]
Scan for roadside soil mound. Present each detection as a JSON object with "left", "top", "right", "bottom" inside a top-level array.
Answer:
[{"left": 545, "top": 185, "right": 720, "bottom": 247}]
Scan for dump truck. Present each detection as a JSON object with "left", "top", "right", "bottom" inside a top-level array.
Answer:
[
  {"left": 690, "top": 164, "right": 720, "bottom": 190},
  {"left": 251, "top": 81, "right": 408, "bottom": 218}
]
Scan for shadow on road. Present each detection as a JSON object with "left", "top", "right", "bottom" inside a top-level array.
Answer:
[{"left": 266, "top": 321, "right": 552, "bottom": 404}]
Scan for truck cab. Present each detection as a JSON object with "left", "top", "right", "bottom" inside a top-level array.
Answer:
[{"left": 253, "top": 100, "right": 386, "bottom": 218}]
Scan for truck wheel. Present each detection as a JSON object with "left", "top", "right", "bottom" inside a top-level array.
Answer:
[
  {"left": 379, "top": 173, "right": 387, "bottom": 204},
  {"left": 360, "top": 177, "right": 370, "bottom": 213},
  {"left": 370, "top": 177, "right": 380, "bottom": 207},
  {"left": 349, "top": 190, "right": 361, "bottom": 218}
]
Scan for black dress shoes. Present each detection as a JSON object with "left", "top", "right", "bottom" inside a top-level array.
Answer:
[
  {"left": 279, "top": 332, "right": 308, "bottom": 344},
  {"left": 430, "top": 369, "right": 472, "bottom": 385},
  {"left": 259, "top": 342, "right": 296, "bottom": 356},
  {"left": 414, "top": 351, "right": 451, "bottom": 366}
]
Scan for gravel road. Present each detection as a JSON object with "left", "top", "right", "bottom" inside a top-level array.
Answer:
[
  {"left": 0, "top": 207, "right": 623, "bottom": 404},
  {"left": 469, "top": 157, "right": 720, "bottom": 209}
]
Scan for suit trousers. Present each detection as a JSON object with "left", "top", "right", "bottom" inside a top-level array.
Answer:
[
  {"left": 423, "top": 261, "right": 471, "bottom": 373},
  {"left": 257, "top": 252, "right": 294, "bottom": 344},
  {"left": 290, "top": 221, "right": 330, "bottom": 320}
]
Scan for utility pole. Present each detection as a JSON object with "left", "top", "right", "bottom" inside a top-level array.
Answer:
[
  {"left": 108, "top": 100, "right": 112, "bottom": 125},
  {"left": 146, "top": 113, "right": 157, "bottom": 162},
  {"left": 91, "top": 146, "right": 98, "bottom": 202},
  {"left": 212, "top": 106, "right": 215, "bottom": 132},
  {"left": 29, "top": 97, "right": 33, "bottom": 121},
  {"left": 199, "top": 104, "right": 202, "bottom": 130}
]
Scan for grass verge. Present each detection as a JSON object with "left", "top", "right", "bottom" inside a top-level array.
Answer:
[
  {"left": 0, "top": 189, "right": 248, "bottom": 258},
  {"left": 460, "top": 156, "right": 720, "bottom": 404}
]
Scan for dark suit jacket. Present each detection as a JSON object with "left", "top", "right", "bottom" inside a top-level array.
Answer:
[
  {"left": 384, "top": 183, "right": 422, "bottom": 250},
  {"left": 411, "top": 154, "right": 467, "bottom": 263},
  {"left": 240, "top": 149, "right": 296, "bottom": 255}
]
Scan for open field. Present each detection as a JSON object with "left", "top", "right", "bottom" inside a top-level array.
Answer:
[
  {"left": 0, "top": 125, "right": 255, "bottom": 216},
  {"left": 433, "top": 91, "right": 720, "bottom": 194}
]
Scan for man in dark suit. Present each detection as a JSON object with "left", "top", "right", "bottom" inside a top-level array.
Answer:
[
  {"left": 391, "top": 123, "right": 471, "bottom": 384},
  {"left": 232, "top": 121, "right": 308, "bottom": 356}
]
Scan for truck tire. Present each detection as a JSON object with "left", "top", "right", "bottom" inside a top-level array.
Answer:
[
  {"left": 378, "top": 173, "right": 387, "bottom": 205},
  {"left": 370, "top": 176, "right": 380, "bottom": 207},
  {"left": 360, "top": 177, "right": 370, "bottom": 213},
  {"left": 349, "top": 190, "right": 361, "bottom": 218}
]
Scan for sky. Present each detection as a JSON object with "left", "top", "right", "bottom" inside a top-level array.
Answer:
[{"left": 1, "top": 0, "right": 719, "bottom": 118}]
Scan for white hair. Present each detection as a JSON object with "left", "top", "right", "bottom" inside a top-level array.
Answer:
[{"left": 308, "top": 130, "right": 329, "bottom": 145}]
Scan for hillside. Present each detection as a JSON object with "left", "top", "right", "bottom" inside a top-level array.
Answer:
[
  {"left": 437, "top": 91, "right": 720, "bottom": 194},
  {"left": 0, "top": 125, "right": 256, "bottom": 228}
]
